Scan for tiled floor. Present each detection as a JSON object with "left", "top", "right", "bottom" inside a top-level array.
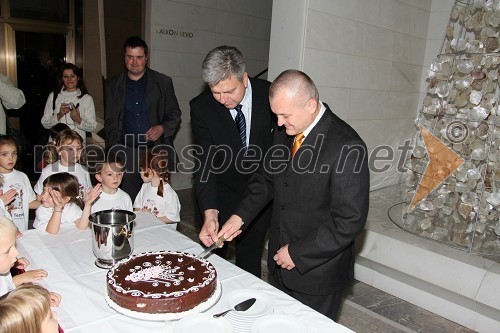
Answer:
[{"left": 176, "top": 188, "right": 477, "bottom": 333}]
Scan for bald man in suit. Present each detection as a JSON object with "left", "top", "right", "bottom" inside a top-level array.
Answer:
[{"left": 218, "top": 69, "right": 369, "bottom": 321}]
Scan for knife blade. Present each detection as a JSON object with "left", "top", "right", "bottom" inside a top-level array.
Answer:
[{"left": 197, "top": 235, "right": 225, "bottom": 259}]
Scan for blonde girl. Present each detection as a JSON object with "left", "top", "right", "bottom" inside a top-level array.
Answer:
[
  {"left": 34, "top": 129, "right": 91, "bottom": 201},
  {"left": 0, "top": 284, "right": 59, "bottom": 333},
  {"left": 133, "top": 150, "right": 180, "bottom": 228},
  {"left": 33, "top": 173, "right": 85, "bottom": 234}
]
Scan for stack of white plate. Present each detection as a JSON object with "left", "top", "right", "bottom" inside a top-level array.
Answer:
[
  {"left": 223, "top": 289, "right": 274, "bottom": 333},
  {"left": 174, "top": 313, "right": 232, "bottom": 333},
  {"left": 251, "top": 315, "right": 309, "bottom": 332}
]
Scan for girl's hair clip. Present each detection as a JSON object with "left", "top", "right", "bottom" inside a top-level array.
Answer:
[{"left": 75, "top": 195, "right": 82, "bottom": 199}]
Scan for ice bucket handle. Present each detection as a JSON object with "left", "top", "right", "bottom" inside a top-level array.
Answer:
[{"left": 119, "top": 227, "right": 132, "bottom": 239}]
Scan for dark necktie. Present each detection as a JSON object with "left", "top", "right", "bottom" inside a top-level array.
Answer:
[{"left": 234, "top": 104, "right": 246, "bottom": 149}]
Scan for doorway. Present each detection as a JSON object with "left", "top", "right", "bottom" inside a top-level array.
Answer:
[{"left": 14, "top": 31, "right": 66, "bottom": 179}]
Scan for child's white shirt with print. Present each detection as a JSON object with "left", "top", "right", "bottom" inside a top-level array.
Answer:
[
  {"left": 133, "top": 182, "right": 180, "bottom": 229},
  {"left": 1, "top": 169, "right": 36, "bottom": 231}
]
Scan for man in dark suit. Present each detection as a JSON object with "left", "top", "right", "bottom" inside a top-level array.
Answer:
[
  {"left": 192, "top": 46, "right": 275, "bottom": 277},
  {"left": 104, "top": 36, "right": 181, "bottom": 199},
  {"left": 219, "top": 69, "right": 369, "bottom": 321}
]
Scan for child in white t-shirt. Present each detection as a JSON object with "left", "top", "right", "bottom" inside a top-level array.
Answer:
[
  {"left": 0, "top": 217, "right": 51, "bottom": 297},
  {"left": 0, "top": 136, "right": 39, "bottom": 231},
  {"left": 79, "top": 158, "right": 133, "bottom": 229},
  {"left": 33, "top": 173, "right": 85, "bottom": 234},
  {"left": 34, "top": 129, "right": 91, "bottom": 201},
  {"left": 134, "top": 150, "right": 180, "bottom": 229}
]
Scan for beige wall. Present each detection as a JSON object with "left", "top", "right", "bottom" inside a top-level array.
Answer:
[
  {"left": 103, "top": 0, "right": 143, "bottom": 79},
  {"left": 146, "top": 0, "right": 273, "bottom": 189},
  {"left": 83, "top": 0, "right": 105, "bottom": 127},
  {"left": 268, "top": 0, "right": 456, "bottom": 190}
]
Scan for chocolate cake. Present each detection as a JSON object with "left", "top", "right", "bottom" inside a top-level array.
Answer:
[{"left": 106, "top": 250, "right": 217, "bottom": 314}]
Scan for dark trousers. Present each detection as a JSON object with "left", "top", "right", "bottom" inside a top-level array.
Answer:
[
  {"left": 212, "top": 202, "right": 271, "bottom": 278},
  {"left": 272, "top": 267, "right": 343, "bottom": 322}
]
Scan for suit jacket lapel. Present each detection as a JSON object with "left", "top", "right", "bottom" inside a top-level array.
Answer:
[
  {"left": 286, "top": 110, "right": 332, "bottom": 175},
  {"left": 214, "top": 101, "right": 242, "bottom": 149},
  {"left": 249, "top": 79, "right": 267, "bottom": 146}
]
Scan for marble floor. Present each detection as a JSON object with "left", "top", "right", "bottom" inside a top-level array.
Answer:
[{"left": 175, "top": 188, "right": 477, "bottom": 333}]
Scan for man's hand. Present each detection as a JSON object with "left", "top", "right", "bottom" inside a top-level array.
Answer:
[
  {"left": 273, "top": 244, "right": 295, "bottom": 270},
  {"left": 199, "top": 209, "right": 219, "bottom": 247},
  {"left": 145, "top": 125, "right": 165, "bottom": 142},
  {"left": 218, "top": 215, "right": 243, "bottom": 241}
]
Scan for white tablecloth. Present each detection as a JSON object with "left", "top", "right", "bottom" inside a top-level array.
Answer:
[{"left": 16, "top": 212, "right": 353, "bottom": 333}]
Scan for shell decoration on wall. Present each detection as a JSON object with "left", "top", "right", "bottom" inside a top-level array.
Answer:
[{"left": 398, "top": 0, "right": 500, "bottom": 255}]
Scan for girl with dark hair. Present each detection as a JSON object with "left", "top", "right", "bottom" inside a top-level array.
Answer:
[
  {"left": 133, "top": 150, "right": 180, "bottom": 228},
  {"left": 41, "top": 63, "right": 96, "bottom": 144},
  {"left": 33, "top": 172, "right": 85, "bottom": 234}
]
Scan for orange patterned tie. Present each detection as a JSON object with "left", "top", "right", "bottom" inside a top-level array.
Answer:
[{"left": 291, "top": 133, "right": 305, "bottom": 157}]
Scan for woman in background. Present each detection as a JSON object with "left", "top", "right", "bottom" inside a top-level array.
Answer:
[{"left": 41, "top": 63, "right": 96, "bottom": 144}]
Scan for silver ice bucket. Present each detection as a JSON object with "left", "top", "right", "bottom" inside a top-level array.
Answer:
[{"left": 89, "top": 209, "right": 136, "bottom": 269}]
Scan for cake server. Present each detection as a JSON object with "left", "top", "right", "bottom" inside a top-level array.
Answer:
[
  {"left": 197, "top": 236, "right": 225, "bottom": 259},
  {"left": 213, "top": 297, "right": 256, "bottom": 318}
]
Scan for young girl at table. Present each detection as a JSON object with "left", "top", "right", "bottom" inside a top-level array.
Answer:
[
  {"left": 79, "top": 157, "right": 133, "bottom": 229},
  {"left": 0, "top": 284, "right": 60, "bottom": 333},
  {"left": 0, "top": 217, "right": 50, "bottom": 297},
  {"left": 0, "top": 136, "right": 39, "bottom": 231},
  {"left": 34, "top": 129, "right": 91, "bottom": 202},
  {"left": 33, "top": 173, "right": 85, "bottom": 234},
  {"left": 133, "top": 150, "right": 180, "bottom": 229}
]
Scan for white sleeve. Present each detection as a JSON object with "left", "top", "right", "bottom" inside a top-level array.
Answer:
[
  {"left": 124, "top": 193, "right": 133, "bottom": 211},
  {"left": 33, "top": 206, "right": 53, "bottom": 231},
  {"left": 41, "top": 92, "right": 58, "bottom": 129},
  {"left": 75, "top": 95, "right": 97, "bottom": 132},
  {"left": 63, "top": 204, "right": 83, "bottom": 225},
  {"left": 0, "top": 199, "right": 12, "bottom": 220},
  {"left": 161, "top": 188, "right": 181, "bottom": 222},
  {"left": 33, "top": 169, "right": 48, "bottom": 195},
  {"left": 23, "top": 174, "right": 37, "bottom": 202},
  {"left": 133, "top": 186, "right": 144, "bottom": 209},
  {"left": 0, "top": 74, "right": 25, "bottom": 109}
]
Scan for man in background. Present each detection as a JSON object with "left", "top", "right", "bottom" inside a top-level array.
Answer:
[{"left": 105, "top": 36, "right": 181, "bottom": 200}]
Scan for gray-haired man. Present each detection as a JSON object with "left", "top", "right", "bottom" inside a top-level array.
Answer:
[{"left": 190, "top": 46, "right": 275, "bottom": 277}]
